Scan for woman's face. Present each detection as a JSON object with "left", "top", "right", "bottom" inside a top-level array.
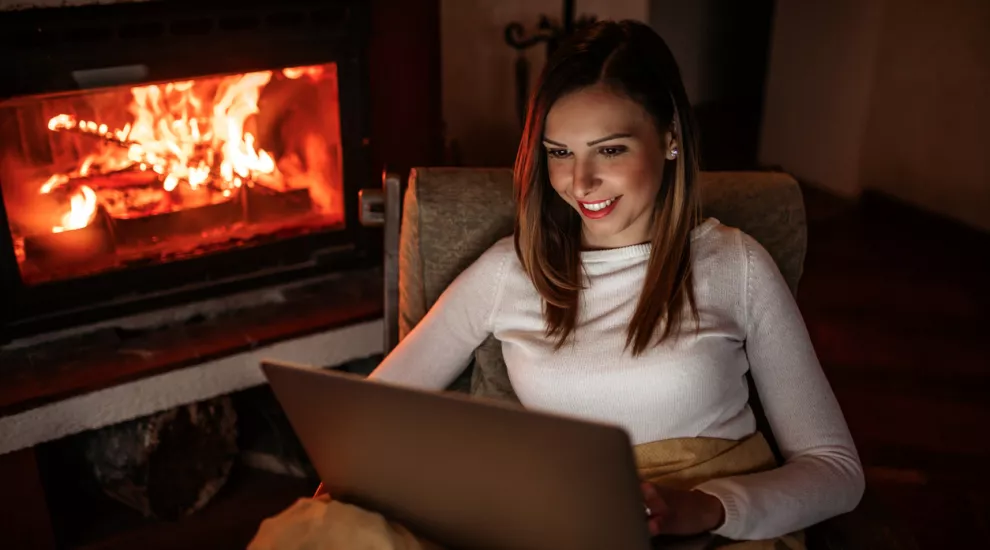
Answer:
[{"left": 543, "top": 84, "right": 673, "bottom": 249}]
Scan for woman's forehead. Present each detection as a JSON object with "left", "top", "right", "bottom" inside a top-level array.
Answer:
[{"left": 544, "top": 88, "right": 656, "bottom": 143}]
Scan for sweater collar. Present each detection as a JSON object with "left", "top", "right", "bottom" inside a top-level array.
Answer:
[{"left": 580, "top": 217, "right": 719, "bottom": 263}]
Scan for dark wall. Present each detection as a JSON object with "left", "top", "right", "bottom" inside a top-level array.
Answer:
[
  {"left": 368, "top": 0, "right": 443, "bottom": 181},
  {"left": 650, "top": 0, "right": 775, "bottom": 170}
]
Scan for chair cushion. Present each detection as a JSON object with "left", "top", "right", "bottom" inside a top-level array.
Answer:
[{"left": 398, "top": 168, "right": 807, "bottom": 399}]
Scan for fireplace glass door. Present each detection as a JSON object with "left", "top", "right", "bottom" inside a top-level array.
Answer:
[{"left": 1, "top": 63, "right": 345, "bottom": 287}]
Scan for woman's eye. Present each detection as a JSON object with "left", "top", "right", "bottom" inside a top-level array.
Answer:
[
  {"left": 546, "top": 148, "right": 571, "bottom": 159},
  {"left": 599, "top": 146, "right": 626, "bottom": 158}
]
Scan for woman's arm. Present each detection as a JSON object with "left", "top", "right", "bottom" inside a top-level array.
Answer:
[
  {"left": 693, "top": 234, "right": 865, "bottom": 540},
  {"left": 369, "top": 242, "right": 511, "bottom": 390}
]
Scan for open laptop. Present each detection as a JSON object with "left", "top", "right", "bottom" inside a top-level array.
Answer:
[{"left": 261, "top": 358, "right": 658, "bottom": 550}]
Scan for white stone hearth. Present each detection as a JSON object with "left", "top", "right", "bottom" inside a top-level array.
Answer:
[{"left": 0, "top": 318, "right": 383, "bottom": 455}]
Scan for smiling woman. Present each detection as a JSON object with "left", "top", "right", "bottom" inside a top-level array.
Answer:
[
  {"left": 367, "top": 19, "right": 864, "bottom": 546},
  {"left": 515, "top": 23, "right": 701, "bottom": 355}
]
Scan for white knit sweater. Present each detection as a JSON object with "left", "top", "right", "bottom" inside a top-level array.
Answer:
[{"left": 369, "top": 218, "right": 865, "bottom": 540}]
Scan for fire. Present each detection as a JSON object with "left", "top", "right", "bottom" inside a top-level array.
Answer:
[
  {"left": 42, "top": 70, "right": 287, "bottom": 232},
  {"left": 282, "top": 65, "right": 325, "bottom": 81},
  {"left": 52, "top": 185, "right": 97, "bottom": 233}
]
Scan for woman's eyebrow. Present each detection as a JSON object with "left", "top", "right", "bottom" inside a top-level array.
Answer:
[
  {"left": 587, "top": 133, "right": 632, "bottom": 146},
  {"left": 542, "top": 133, "right": 633, "bottom": 147}
]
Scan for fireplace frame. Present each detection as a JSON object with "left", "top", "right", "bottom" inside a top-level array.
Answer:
[{"left": 0, "top": 0, "right": 380, "bottom": 343}]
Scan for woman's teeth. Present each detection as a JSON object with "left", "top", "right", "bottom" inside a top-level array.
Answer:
[{"left": 582, "top": 198, "right": 615, "bottom": 211}]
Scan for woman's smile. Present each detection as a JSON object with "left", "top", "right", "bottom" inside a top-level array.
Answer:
[{"left": 577, "top": 196, "right": 621, "bottom": 218}]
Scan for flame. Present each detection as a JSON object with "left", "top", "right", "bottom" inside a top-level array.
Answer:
[
  {"left": 43, "top": 70, "right": 288, "bottom": 231},
  {"left": 52, "top": 185, "right": 97, "bottom": 233},
  {"left": 120, "top": 70, "right": 277, "bottom": 191},
  {"left": 41, "top": 173, "right": 69, "bottom": 194},
  {"left": 211, "top": 72, "right": 275, "bottom": 185},
  {"left": 282, "top": 65, "right": 325, "bottom": 81}
]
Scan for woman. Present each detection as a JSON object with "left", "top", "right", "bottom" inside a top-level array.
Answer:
[{"left": 370, "top": 20, "right": 864, "bottom": 542}]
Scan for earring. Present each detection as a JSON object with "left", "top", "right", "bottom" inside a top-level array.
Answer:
[{"left": 668, "top": 142, "right": 679, "bottom": 160}]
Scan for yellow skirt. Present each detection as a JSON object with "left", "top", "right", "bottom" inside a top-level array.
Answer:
[{"left": 635, "top": 433, "right": 805, "bottom": 549}]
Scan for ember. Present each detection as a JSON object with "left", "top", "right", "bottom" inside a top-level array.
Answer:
[{"left": 0, "top": 63, "right": 345, "bottom": 286}]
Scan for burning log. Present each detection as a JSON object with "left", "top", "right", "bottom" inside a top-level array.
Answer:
[
  {"left": 113, "top": 193, "right": 243, "bottom": 246},
  {"left": 22, "top": 179, "right": 314, "bottom": 261},
  {"left": 245, "top": 184, "right": 313, "bottom": 223},
  {"left": 67, "top": 167, "right": 164, "bottom": 191},
  {"left": 48, "top": 113, "right": 137, "bottom": 150},
  {"left": 81, "top": 396, "right": 238, "bottom": 521}
]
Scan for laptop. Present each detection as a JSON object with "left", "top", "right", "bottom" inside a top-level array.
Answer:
[{"left": 261, "top": 359, "right": 658, "bottom": 550}]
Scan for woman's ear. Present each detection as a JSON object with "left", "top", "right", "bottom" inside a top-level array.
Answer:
[{"left": 664, "top": 131, "right": 679, "bottom": 161}]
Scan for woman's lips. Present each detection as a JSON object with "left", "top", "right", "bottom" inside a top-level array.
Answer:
[{"left": 577, "top": 196, "right": 621, "bottom": 219}]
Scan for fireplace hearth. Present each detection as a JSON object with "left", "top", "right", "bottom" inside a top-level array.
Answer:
[{"left": 0, "top": 0, "right": 379, "bottom": 342}]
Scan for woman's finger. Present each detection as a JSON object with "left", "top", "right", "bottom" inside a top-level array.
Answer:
[
  {"left": 640, "top": 481, "right": 658, "bottom": 499},
  {"left": 640, "top": 481, "right": 666, "bottom": 512},
  {"left": 647, "top": 516, "right": 661, "bottom": 536},
  {"left": 641, "top": 482, "right": 670, "bottom": 513}
]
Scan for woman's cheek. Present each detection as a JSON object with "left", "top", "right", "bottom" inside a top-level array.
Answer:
[
  {"left": 615, "top": 155, "right": 660, "bottom": 194},
  {"left": 546, "top": 162, "right": 570, "bottom": 193}
]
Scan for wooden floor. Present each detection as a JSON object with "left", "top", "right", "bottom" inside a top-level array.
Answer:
[{"left": 798, "top": 187, "right": 990, "bottom": 548}]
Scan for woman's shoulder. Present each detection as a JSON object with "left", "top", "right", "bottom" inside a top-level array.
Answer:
[
  {"left": 470, "top": 235, "right": 517, "bottom": 269},
  {"left": 691, "top": 218, "right": 775, "bottom": 275},
  {"left": 692, "top": 217, "right": 744, "bottom": 256},
  {"left": 470, "top": 235, "right": 536, "bottom": 290},
  {"left": 448, "top": 236, "right": 533, "bottom": 310},
  {"left": 485, "top": 235, "right": 517, "bottom": 256},
  {"left": 459, "top": 236, "right": 522, "bottom": 282}
]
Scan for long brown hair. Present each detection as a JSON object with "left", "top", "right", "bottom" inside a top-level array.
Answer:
[{"left": 513, "top": 20, "right": 702, "bottom": 356}]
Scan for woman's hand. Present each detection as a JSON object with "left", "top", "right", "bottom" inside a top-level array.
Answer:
[{"left": 640, "top": 481, "right": 725, "bottom": 537}]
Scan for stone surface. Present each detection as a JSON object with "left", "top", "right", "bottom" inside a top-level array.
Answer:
[{"left": 82, "top": 395, "right": 238, "bottom": 520}]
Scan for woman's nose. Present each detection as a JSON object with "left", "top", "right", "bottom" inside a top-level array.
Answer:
[{"left": 572, "top": 162, "right": 600, "bottom": 198}]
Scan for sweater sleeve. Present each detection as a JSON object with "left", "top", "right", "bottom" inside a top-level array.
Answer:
[
  {"left": 368, "top": 241, "right": 510, "bottom": 391},
  {"left": 693, "top": 234, "right": 865, "bottom": 540}
]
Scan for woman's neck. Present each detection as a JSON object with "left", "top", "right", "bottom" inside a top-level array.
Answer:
[{"left": 580, "top": 225, "right": 652, "bottom": 250}]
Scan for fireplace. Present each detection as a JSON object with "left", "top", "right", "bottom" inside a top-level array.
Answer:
[
  {"left": 3, "top": 64, "right": 347, "bottom": 285},
  {"left": 0, "top": 0, "right": 378, "bottom": 342}
]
